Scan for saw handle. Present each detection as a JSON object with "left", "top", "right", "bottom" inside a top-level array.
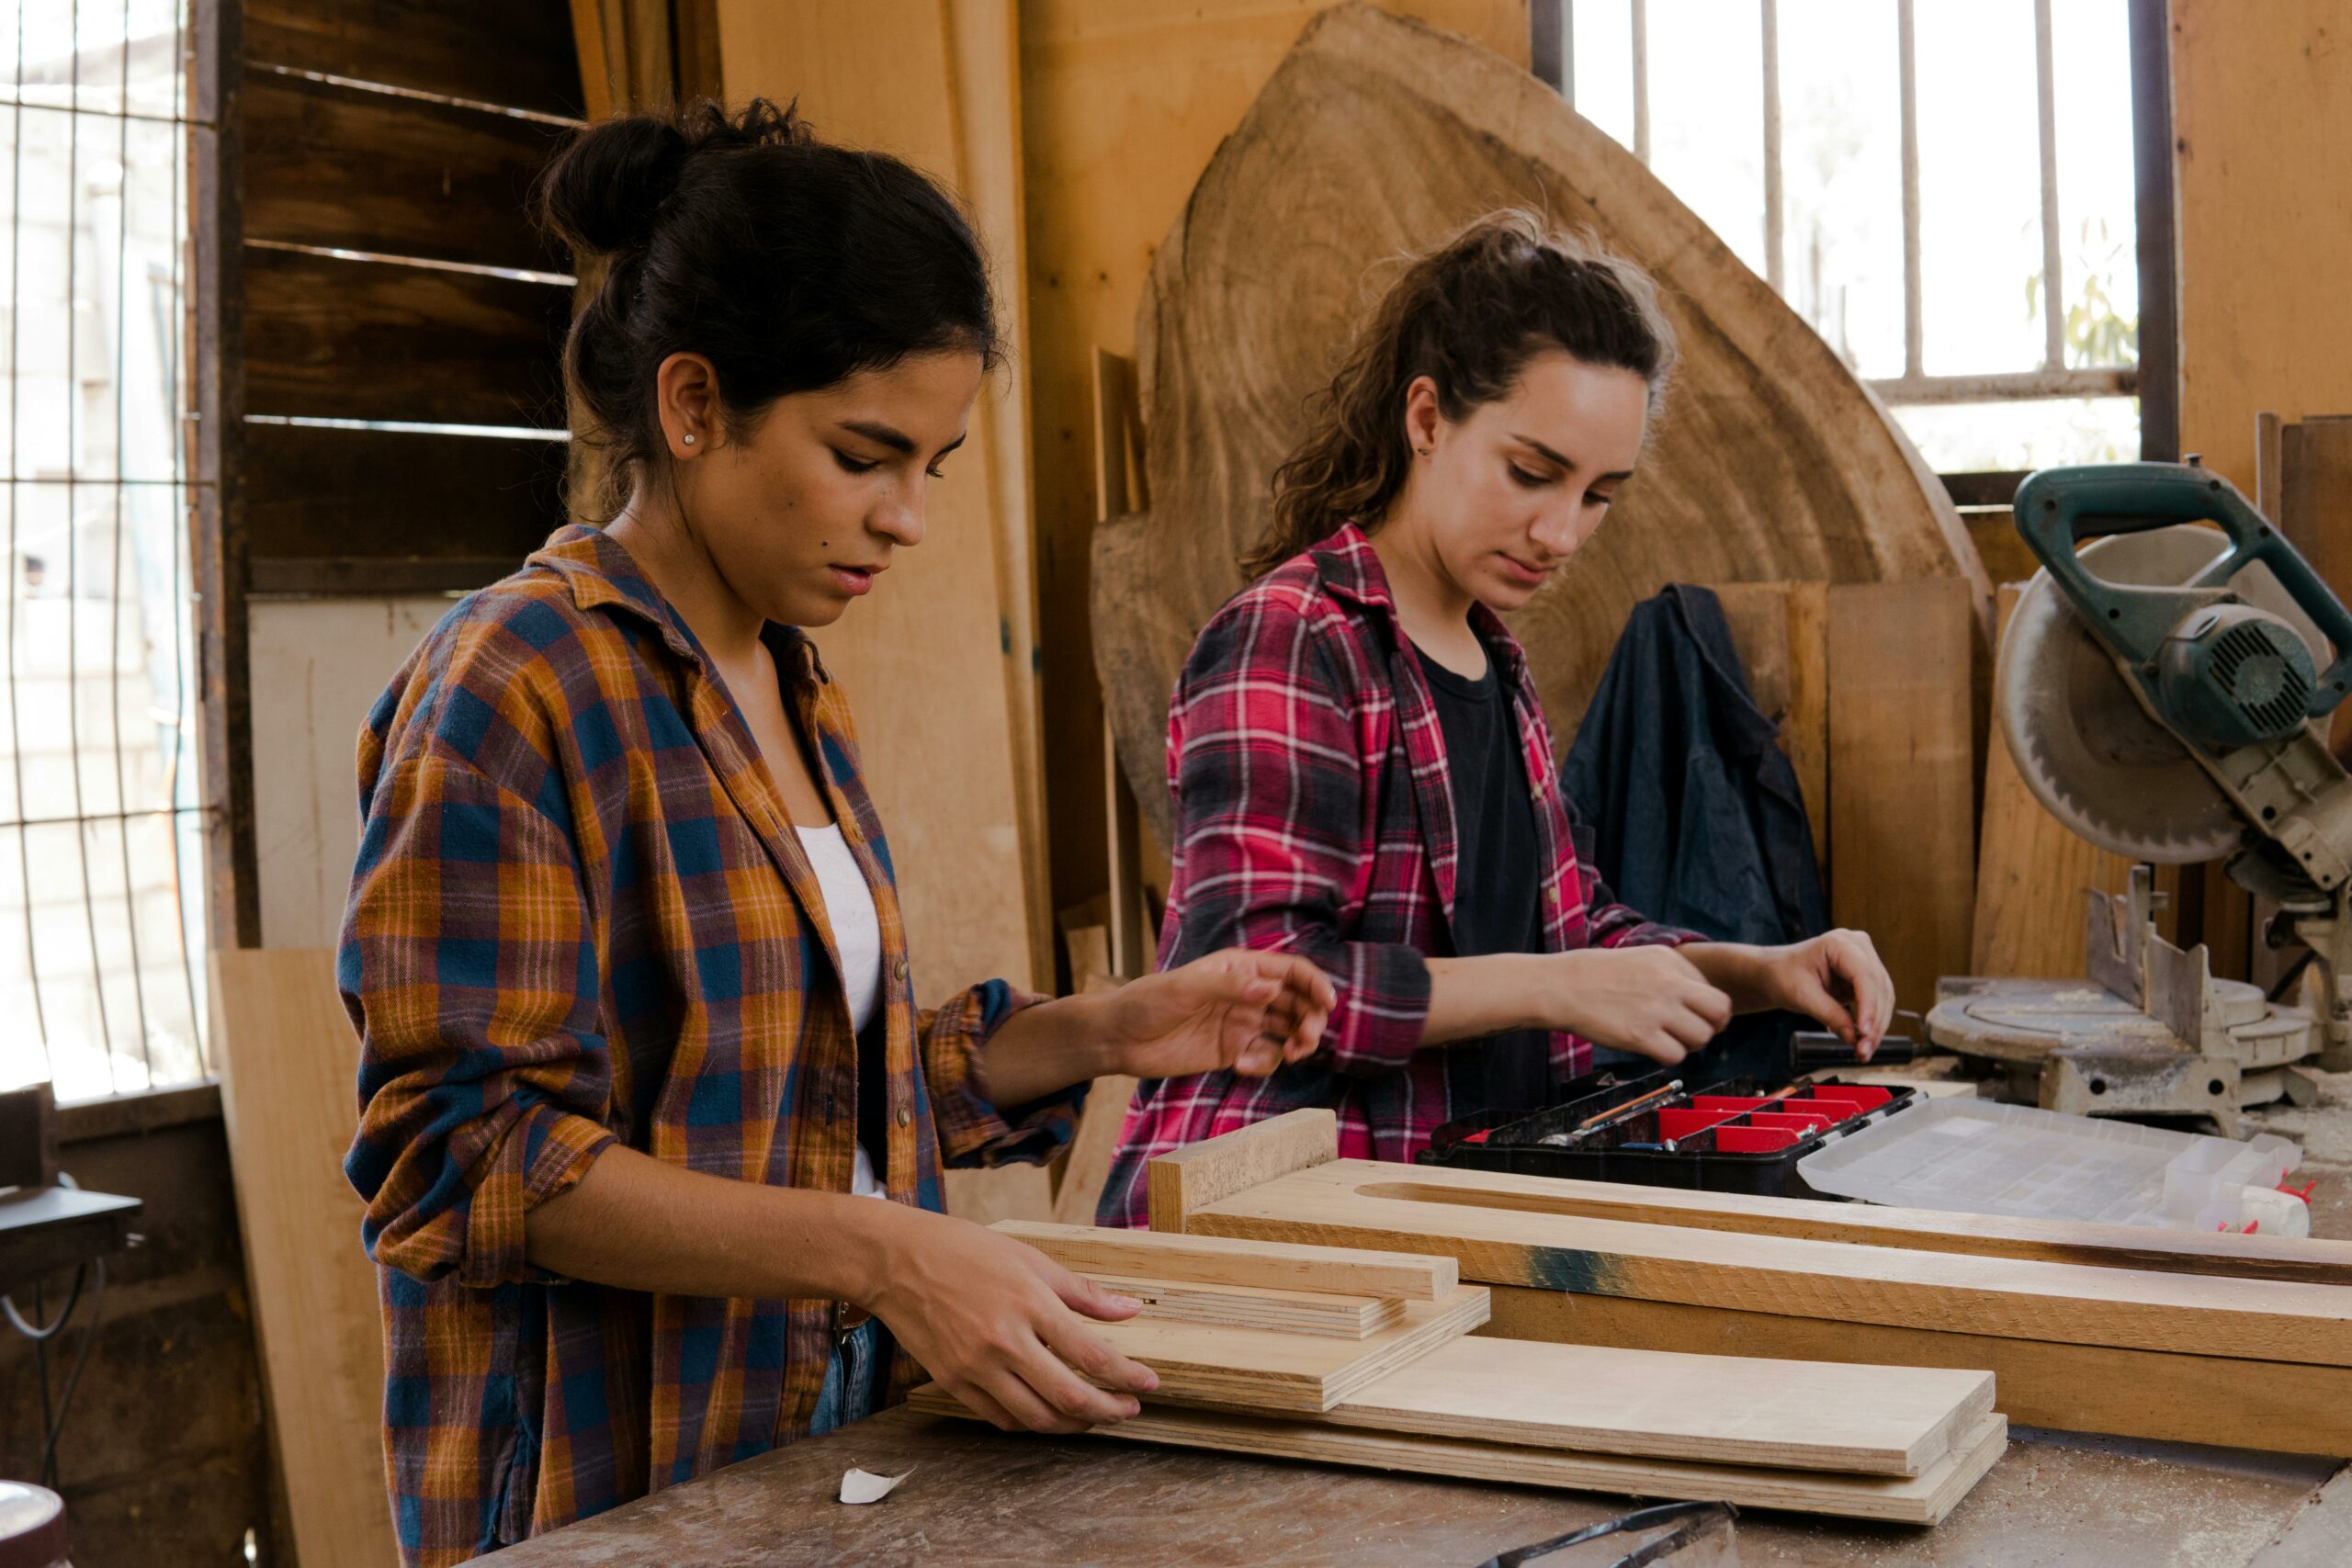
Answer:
[{"left": 2014, "top": 462, "right": 2352, "bottom": 717}]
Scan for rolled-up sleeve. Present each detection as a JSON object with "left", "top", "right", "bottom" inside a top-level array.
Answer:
[
  {"left": 1161, "top": 597, "right": 1432, "bottom": 1077},
  {"left": 340, "top": 750, "right": 615, "bottom": 1288},
  {"left": 917, "top": 980, "right": 1084, "bottom": 1167}
]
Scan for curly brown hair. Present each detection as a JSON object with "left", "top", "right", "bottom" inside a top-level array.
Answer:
[{"left": 1245, "top": 210, "right": 1678, "bottom": 580}]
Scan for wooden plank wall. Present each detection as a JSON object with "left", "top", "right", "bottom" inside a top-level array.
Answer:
[
  {"left": 237, "top": 0, "right": 582, "bottom": 597},
  {"left": 709, "top": 1, "right": 1050, "bottom": 1003},
  {"left": 1017, "top": 0, "right": 1531, "bottom": 919}
]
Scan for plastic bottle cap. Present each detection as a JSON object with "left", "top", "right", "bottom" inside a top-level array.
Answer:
[{"left": 0, "top": 1482, "right": 69, "bottom": 1568}]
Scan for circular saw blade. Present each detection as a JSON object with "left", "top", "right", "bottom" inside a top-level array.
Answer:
[{"left": 1998, "top": 525, "right": 2245, "bottom": 863}]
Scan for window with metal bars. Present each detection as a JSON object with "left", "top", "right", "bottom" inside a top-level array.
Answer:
[
  {"left": 0, "top": 2, "right": 209, "bottom": 1100},
  {"left": 1532, "top": 0, "right": 2177, "bottom": 492}
]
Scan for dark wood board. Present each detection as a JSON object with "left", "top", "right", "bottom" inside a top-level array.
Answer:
[
  {"left": 243, "top": 70, "right": 570, "bottom": 272},
  {"left": 241, "top": 243, "right": 571, "bottom": 428},
  {"left": 244, "top": 0, "right": 586, "bottom": 119},
  {"left": 243, "top": 420, "right": 564, "bottom": 570}
]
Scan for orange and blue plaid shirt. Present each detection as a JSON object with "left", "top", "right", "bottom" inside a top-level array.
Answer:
[{"left": 339, "top": 524, "right": 1074, "bottom": 1566}]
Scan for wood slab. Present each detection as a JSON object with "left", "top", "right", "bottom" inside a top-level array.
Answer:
[
  {"left": 997, "top": 1217, "right": 1456, "bottom": 1301},
  {"left": 1082, "top": 1273, "right": 1404, "bottom": 1339},
  {"left": 1182, "top": 1167, "right": 2352, "bottom": 1366},
  {"left": 1325, "top": 1334, "right": 1994, "bottom": 1478},
  {"left": 1091, "top": 4, "right": 1987, "bottom": 849},
  {"left": 1306, "top": 1158, "right": 2352, "bottom": 1286},
  {"left": 1084, "top": 1283, "right": 1491, "bottom": 1414},
  {"left": 907, "top": 1386, "right": 2008, "bottom": 1527}
]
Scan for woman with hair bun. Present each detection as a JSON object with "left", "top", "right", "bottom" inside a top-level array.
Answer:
[
  {"left": 1100, "top": 211, "right": 1894, "bottom": 1228},
  {"left": 339, "top": 100, "right": 1332, "bottom": 1564}
]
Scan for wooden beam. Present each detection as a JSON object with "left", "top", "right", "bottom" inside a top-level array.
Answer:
[
  {"left": 1147, "top": 1107, "right": 1337, "bottom": 1233},
  {"left": 1329, "top": 1160, "right": 2352, "bottom": 1286},
  {"left": 996, "top": 1217, "right": 1455, "bottom": 1302},
  {"left": 244, "top": 0, "right": 588, "bottom": 119},
  {"left": 1486, "top": 1284, "right": 2352, "bottom": 1458},
  {"left": 1182, "top": 1169, "right": 2352, "bottom": 1366},
  {"left": 907, "top": 1385, "right": 2008, "bottom": 1527}
]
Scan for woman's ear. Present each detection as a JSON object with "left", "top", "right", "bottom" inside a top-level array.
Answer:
[
  {"left": 1400, "top": 374, "right": 1443, "bottom": 459},
  {"left": 655, "top": 352, "right": 721, "bottom": 458}
]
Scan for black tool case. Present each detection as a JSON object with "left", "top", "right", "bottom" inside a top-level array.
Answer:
[{"left": 1417, "top": 1066, "right": 1920, "bottom": 1198}]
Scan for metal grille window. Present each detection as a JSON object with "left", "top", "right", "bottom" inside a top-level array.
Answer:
[
  {"left": 1535, "top": 0, "right": 2157, "bottom": 476},
  {"left": 0, "top": 2, "right": 207, "bottom": 1100}
]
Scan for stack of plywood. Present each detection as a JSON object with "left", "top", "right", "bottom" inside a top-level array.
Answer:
[
  {"left": 912, "top": 1220, "right": 2007, "bottom": 1524},
  {"left": 1150, "top": 1111, "right": 2352, "bottom": 1460}
]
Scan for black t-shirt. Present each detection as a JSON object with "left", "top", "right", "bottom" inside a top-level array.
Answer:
[{"left": 1417, "top": 645, "right": 1552, "bottom": 1111}]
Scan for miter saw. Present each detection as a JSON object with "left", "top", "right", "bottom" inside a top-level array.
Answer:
[{"left": 1928, "top": 461, "right": 2352, "bottom": 1135}]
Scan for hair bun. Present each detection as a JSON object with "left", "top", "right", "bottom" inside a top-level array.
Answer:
[
  {"left": 538, "top": 100, "right": 814, "bottom": 258},
  {"left": 537, "top": 115, "right": 692, "bottom": 256}
]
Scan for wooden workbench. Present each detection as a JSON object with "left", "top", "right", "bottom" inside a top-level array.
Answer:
[
  {"left": 494, "top": 1404, "right": 2346, "bottom": 1567},
  {"left": 497, "top": 1068, "right": 2352, "bottom": 1567}
]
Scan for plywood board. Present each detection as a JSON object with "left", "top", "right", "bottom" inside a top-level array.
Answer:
[
  {"left": 1023, "top": 0, "right": 1532, "bottom": 910},
  {"left": 1086, "top": 5, "right": 1987, "bottom": 848},
  {"left": 907, "top": 1385, "right": 2007, "bottom": 1526},
  {"left": 1309, "top": 1158, "right": 2352, "bottom": 1286},
  {"left": 997, "top": 1216, "right": 1456, "bottom": 1301},
  {"left": 1081, "top": 1273, "right": 1403, "bottom": 1339},
  {"left": 1487, "top": 1283, "right": 2352, "bottom": 1459},
  {"left": 1826, "top": 579, "right": 1977, "bottom": 1016},
  {"left": 1972, "top": 584, "right": 2136, "bottom": 978},
  {"left": 716, "top": 0, "right": 1048, "bottom": 998},
  {"left": 1325, "top": 1334, "right": 1994, "bottom": 1477},
  {"left": 1182, "top": 1167, "right": 2352, "bottom": 1366},
  {"left": 1081, "top": 1282, "right": 1490, "bottom": 1413},
  {"left": 210, "top": 948, "right": 397, "bottom": 1568}
]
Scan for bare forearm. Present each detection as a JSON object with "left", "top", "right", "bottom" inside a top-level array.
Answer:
[
  {"left": 1676, "top": 942, "right": 1780, "bottom": 1011},
  {"left": 977, "top": 993, "right": 1117, "bottom": 1108},
  {"left": 1421, "top": 953, "right": 1573, "bottom": 1043},
  {"left": 526, "top": 1144, "right": 928, "bottom": 1304}
]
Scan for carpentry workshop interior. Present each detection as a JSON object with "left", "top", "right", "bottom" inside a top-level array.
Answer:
[{"left": 17, "top": 1, "right": 2352, "bottom": 1565}]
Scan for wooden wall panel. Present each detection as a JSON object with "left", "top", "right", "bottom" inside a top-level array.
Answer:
[
  {"left": 2174, "top": 0, "right": 2352, "bottom": 496},
  {"left": 1972, "top": 584, "right": 2135, "bottom": 980},
  {"left": 244, "top": 0, "right": 586, "bottom": 118},
  {"left": 1019, "top": 0, "right": 1531, "bottom": 911},
  {"left": 242, "top": 245, "right": 571, "bottom": 428},
  {"left": 1827, "top": 580, "right": 1977, "bottom": 1017},
  {"left": 712, "top": 0, "right": 1046, "bottom": 1003},
  {"left": 244, "top": 423, "right": 564, "bottom": 570},
  {"left": 243, "top": 72, "right": 570, "bottom": 271}
]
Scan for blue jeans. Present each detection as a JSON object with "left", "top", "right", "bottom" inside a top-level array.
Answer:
[{"left": 808, "top": 1318, "right": 892, "bottom": 1437}]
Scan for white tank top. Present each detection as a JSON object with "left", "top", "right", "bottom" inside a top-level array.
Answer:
[{"left": 797, "top": 824, "right": 887, "bottom": 1198}]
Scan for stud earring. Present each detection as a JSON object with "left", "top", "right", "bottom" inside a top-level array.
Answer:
[{"left": 682, "top": 433, "right": 695, "bottom": 446}]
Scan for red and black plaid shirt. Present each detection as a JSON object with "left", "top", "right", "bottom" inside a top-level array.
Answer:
[{"left": 1099, "top": 525, "right": 1697, "bottom": 1226}]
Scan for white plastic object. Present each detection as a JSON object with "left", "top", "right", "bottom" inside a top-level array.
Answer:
[
  {"left": 1796, "top": 1098, "right": 2302, "bottom": 1234},
  {"left": 838, "top": 1467, "right": 911, "bottom": 1505}
]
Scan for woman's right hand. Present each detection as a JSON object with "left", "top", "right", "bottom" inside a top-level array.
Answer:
[
  {"left": 864, "top": 1205, "right": 1159, "bottom": 1433},
  {"left": 1544, "top": 946, "right": 1732, "bottom": 1064}
]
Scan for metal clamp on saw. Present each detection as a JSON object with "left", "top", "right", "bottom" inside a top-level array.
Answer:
[{"left": 1932, "top": 461, "right": 2352, "bottom": 1131}]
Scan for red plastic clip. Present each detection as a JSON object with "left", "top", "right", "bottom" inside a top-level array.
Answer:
[
  {"left": 2278, "top": 1179, "right": 2318, "bottom": 1204},
  {"left": 1463, "top": 1129, "right": 1492, "bottom": 1145}
]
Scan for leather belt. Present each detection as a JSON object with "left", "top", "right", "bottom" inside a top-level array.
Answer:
[{"left": 832, "top": 1300, "right": 872, "bottom": 1338}]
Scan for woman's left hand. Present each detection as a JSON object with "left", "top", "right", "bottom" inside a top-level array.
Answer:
[
  {"left": 1758, "top": 930, "right": 1895, "bottom": 1058},
  {"left": 1098, "top": 949, "right": 1337, "bottom": 1081}
]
